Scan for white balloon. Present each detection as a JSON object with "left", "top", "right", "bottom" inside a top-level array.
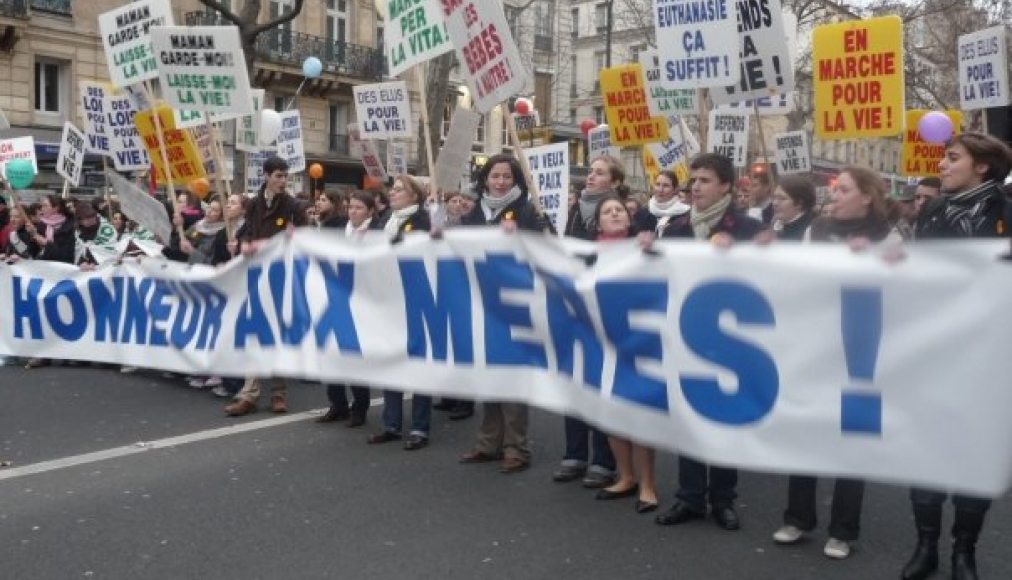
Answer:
[{"left": 260, "top": 109, "right": 282, "bottom": 145}]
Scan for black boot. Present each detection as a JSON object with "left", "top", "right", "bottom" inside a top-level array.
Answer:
[
  {"left": 951, "top": 508, "right": 985, "bottom": 580},
  {"left": 901, "top": 503, "right": 942, "bottom": 580}
]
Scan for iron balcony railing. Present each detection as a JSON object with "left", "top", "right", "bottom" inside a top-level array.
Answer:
[
  {"left": 30, "top": 0, "right": 71, "bottom": 16},
  {"left": 184, "top": 11, "right": 385, "bottom": 81},
  {"left": 0, "top": 0, "right": 29, "bottom": 18},
  {"left": 329, "top": 132, "right": 349, "bottom": 155}
]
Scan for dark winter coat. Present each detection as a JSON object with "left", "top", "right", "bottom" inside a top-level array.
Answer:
[
  {"left": 915, "top": 180, "right": 1008, "bottom": 240},
  {"left": 658, "top": 206, "right": 765, "bottom": 241},
  {"left": 461, "top": 192, "right": 552, "bottom": 233}
]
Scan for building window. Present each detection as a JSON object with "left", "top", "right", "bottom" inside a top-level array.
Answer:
[
  {"left": 593, "top": 51, "right": 605, "bottom": 93},
  {"left": 329, "top": 103, "right": 349, "bottom": 153},
  {"left": 504, "top": 5, "right": 520, "bottom": 41},
  {"left": 630, "top": 44, "right": 647, "bottom": 64},
  {"left": 501, "top": 112, "right": 511, "bottom": 148},
  {"left": 594, "top": 106, "right": 604, "bottom": 124},
  {"left": 376, "top": 20, "right": 384, "bottom": 51},
  {"left": 594, "top": 3, "right": 607, "bottom": 33},
  {"left": 327, "top": 0, "right": 348, "bottom": 44},
  {"left": 275, "top": 96, "right": 286, "bottom": 112},
  {"left": 570, "top": 55, "right": 577, "bottom": 98},
  {"left": 34, "top": 59, "right": 65, "bottom": 114},
  {"left": 475, "top": 113, "right": 485, "bottom": 145},
  {"left": 570, "top": 107, "right": 577, "bottom": 122},
  {"left": 571, "top": 7, "right": 579, "bottom": 38},
  {"left": 442, "top": 94, "right": 457, "bottom": 139},
  {"left": 534, "top": 0, "right": 554, "bottom": 50},
  {"left": 269, "top": 0, "right": 294, "bottom": 54}
]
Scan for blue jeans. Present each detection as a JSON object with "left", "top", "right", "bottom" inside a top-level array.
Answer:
[
  {"left": 562, "top": 416, "right": 615, "bottom": 471},
  {"left": 381, "top": 390, "right": 432, "bottom": 436}
]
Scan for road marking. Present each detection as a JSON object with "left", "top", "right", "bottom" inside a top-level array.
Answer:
[{"left": 0, "top": 396, "right": 390, "bottom": 482}]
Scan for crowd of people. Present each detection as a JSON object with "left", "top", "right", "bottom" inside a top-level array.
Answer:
[{"left": 2, "top": 131, "right": 1011, "bottom": 580}]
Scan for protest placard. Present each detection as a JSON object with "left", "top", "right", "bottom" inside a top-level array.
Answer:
[
  {"left": 600, "top": 64, "right": 668, "bottom": 146},
  {"left": 104, "top": 93, "right": 151, "bottom": 172},
  {"left": 443, "top": 0, "right": 525, "bottom": 113},
  {"left": 56, "top": 123, "right": 86, "bottom": 186},
  {"left": 0, "top": 136, "right": 37, "bottom": 179},
  {"left": 514, "top": 110, "right": 540, "bottom": 133},
  {"left": 639, "top": 48, "right": 698, "bottom": 119},
  {"left": 646, "top": 117, "right": 700, "bottom": 183},
  {"left": 98, "top": 0, "right": 174, "bottom": 87},
  {"left": 434, "top": 108, "right": 481, "bottom": 192},
  {"left": 348, "top": 123, "right": 365, "bottom": 158},
  {"left": 813, "top": 16, "right": 904, "bottom": 139},
  {"left": 958, "top": 26, "right": 1010, "bottom": 110},
  {"left": 588, "top": 125, "right": 620, "bottom": 160},
  {"left": 708, "top": 110, "right": 750, "bottom": 167},
  {"left": 773, "top": 130, "right": 810, "bottom": 175},
  {"left": 386, "top": 0, "right": 453, "bottom": 77},
  {"left": 642, "top": 146, "right": 660, "bottom": 185},
  {"left": 653, "top": 0, "right": 740, "bottom": 89},
  {"left": 245, "top": 149, "right": 271, "bottom": 193},
  {"left": 901, "top": 110, "right": 963, "bottom": 177},
  {"left": 80, "top": 81, "right": 112, "bottom": 155},
  {"left": 387, "top": 141, "right": 408, "bottom": 176},
  {"left": 709, "top": 0, "right": 793, "bottom": 105},
  {"left": 353, "top": 81, "right": 413, "bottom": 139},
  {"left": 360, "top": 139, "right": 388, "bottom": 181},
  {"left": 150, "top": 26, "right": 253, "bottom": 119},
  {"left": 524, "top": 142, "right": 569, "bottom": 237},
  {"left": 189, "top": 123, "right": 223, "bottom": 179},
  {"left": 716, "top": 91, "right": 795, "bottom": 115},
  {"left": 135, "top": 105, "right": 206, "bottom": 185},
  {"left": 235, "top": 90, "right": 265, "bottom": 152},
  {"left": 276, "top": 111, "right": 306, "bottom": 174},
  {"left": 106, "top": 170, "right": 172, "bottom": 244}
]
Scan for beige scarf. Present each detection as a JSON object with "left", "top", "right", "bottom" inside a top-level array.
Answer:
[{"left": 690, "top": 194, "right": 732, "bottom": 240}]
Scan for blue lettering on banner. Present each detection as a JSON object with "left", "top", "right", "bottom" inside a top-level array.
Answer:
[
  {"left": 597, "top": 281, "right": 669, "bottom": 411},
  {"left": 539, "top": 269, "right": 604, "bottom": 389},
  {"left": 168, "top": 281, "right": 202, "bottom": 349},
  {"left": 235, "top": 266, "right": 274, "bottom": 347},
  {"left": 679, "top": 280, "right": 779, "bottom": 425},
  {"left": 269, "top": 258, "right": 311, "bottom": 346},
  {"left": 313, "top": 261, "right": 361, "bottom": 353},
  {"left": 475, "top": 254, "right": 548, "bottom": 369},
  {"left": 121, "top": 277, "right": 154, "bottom": 345},
  {"left": 399, "top": 258, "right": 474, "bottom": 363},
  {"left": 192, "top": 282, "right": 226, "bottom": 350},
  {"left": 13, "top": 277, "right": 44, "bottom": 339},
  {"left": 44, "top": 280, "right": 88, "bottom": 341},
  {"left": 148, "top": 280, "right": 173, "bottom": 346},
  {"left": 839, "top": 287, "right": 883, "bottom": 435},
  {"left": 89, "top": 277, "right": 125, "bottom": 342}
]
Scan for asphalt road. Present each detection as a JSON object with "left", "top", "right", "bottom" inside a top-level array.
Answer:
[{"left": 2, "top": 362, "right": 1010, "bottom": 579}]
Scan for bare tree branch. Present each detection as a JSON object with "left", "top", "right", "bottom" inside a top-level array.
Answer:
[
  {"left": 197, "top": 0, "right": 243, "bottom": 27},
  {"left": 251, "top": 0, "right": 306, "bottom": 38}
]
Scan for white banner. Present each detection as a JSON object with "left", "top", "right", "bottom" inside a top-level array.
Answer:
[
  {"left": 654, "top": 0, "right": 740, "bottom": 89},
  {"left": 524, "top": 142, "right": 568, "bottom": 237},
  {"left": 444, "top": 0, "right": 525, "bottom": 113},
  {"left": 107, "top": 170, "right": 171, "bottom": 244},
  {"left": 105, "top": 94, "right": 151, "bottom": 172},
  {"left": 276, "top": 111, "right": 306, "bottom": 174},
  {"left": 958, "top": 25, "right": 1011, "bottom": 110},
  {"left": 774, "top": 130, "right": 811, "bottom": 175},
  {"left": 708, "top": 110, "right": 750, "bottom": 168},
  {"left": 435, "top": 108, "right": 481, "bottom": 193},
  {"left": 353, "top": 81, "right": 413, "bottom": 140},
  {"left": 99, "top": 0, "right": 174, "bottom": 87},
  {"left": 150, "top": 26, "right": 253, "bottom": 119},
  {"left": 709, "top": 0, "right": 793, "bottom": 105},
  {"left": 80, "top": 81, "right": 112, "bottom": 155},
  {"left": 2, "top": 232, "right": 1012, "bottom": 496},
  {"left": 385, "top": 0, "right": 453, "bottom": 78},
  {"left": 56, "top": 122, "right": 86, "bottom": 186}
]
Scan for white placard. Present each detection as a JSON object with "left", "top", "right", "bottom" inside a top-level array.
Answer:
[
  {"left": 387, "top": 141, "right": 408, "bottom": 176},
  {"left": 106, "top": 170, "right": 171, "bottom": 244},
  {"left": 444, "top": 0, "right": 526, "bottom": 113},
  {"left": 639, "top": 49, "right": 698, "bottom": 117},
  {"left": 105, "top": 94, "right": 151, "bottom": 172},
  {"left": 708, "top": 110, "right": 750, "bottom": 168},
  {"left": 774, "top": 130, "right": 811, "bottom": 175},
  {"left": 189, "top": 124, "right": 223, "bottom": 180},
  {"left": 435, "top": 108, "right": 481, "bottom": 192},
  {"left": 958, "top": 25, "right": 1011, "bottom": 110},
  {"left": 0, "top": 136, "right": 37, "bottom": 178},
  {"left": 587, "top": 125, "right": 619, "bottom": 160},
  {"left": 353, "top": 81, "right": 413, "bottom": 140},
  {"left": 57, "top": 123, "right": 87, "bottom": 186},
  {"left": 360, "top": 139, "right": 387, "bottom": 181},
  {"left": 653, "top": 0, "right": 740, "bottom": 89},
  {"left": 79, "top": 82, "right": 112, "bottom": 155},
  {"left": 514, "top": 111, "right": 540, "bottom": 132},
  {"left": 716, "top": 91, "right": 795, "bottom": 116},
  {"left": 150, "top": 26, "right": 253, "bottom": 119},
  {"left": 245, "top": 150, "right": 271, "bottom": 193},
  {"left": 525, "top": 142, "right": 569, "bottom": 237},
  {"left": 385, "top": 0, "right": 454, "bottom": 78},
  {"left": 99, "top": 0, "right": 174, "bottom": 87},
  {"left": 646, "top": 117, "right": 701, "bottom": 171},
  {"left": 709, "top": 0, "right": 794, "bottom": 105},
  {"left": 235, "top": 89, "right": 265, "bottom": 152},
  {"left": 276, "top": 111, "right": 306, "bottom": 174}
]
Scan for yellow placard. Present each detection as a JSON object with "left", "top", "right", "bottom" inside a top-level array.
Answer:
[
  {"left": 642, "top": 146, "right": 660, "bottom": 185},
  {"left": 600, "top": 65, "right": 668, "bottom": 146},
  {"left": 901, "top": 110, "right": 962, "bottom": 177},
  {"left": 812, "top": 16, "right": 904, "bottom": 140},
  {"left": 135, "top": 104, "right": 207, "bottom": 185}
]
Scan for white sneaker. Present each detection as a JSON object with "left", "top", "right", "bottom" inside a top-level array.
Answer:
[
  {"left": 204, "top": 376, "right": 222, "bottom": 387},
  {"left": 188, "top": 377, "right": 207, "bottom": 389},
  {"left": 772, "top": 525, "right": 804, "bottom": 544},
  {"left": 120, "top": 366, "right": 138, "bottom": 374},
  {"left": 823, "top": 537, "right": 851, "bottom": 559},
  {"left": 210, "top": 385, "right": 231, "bottom": 398}
]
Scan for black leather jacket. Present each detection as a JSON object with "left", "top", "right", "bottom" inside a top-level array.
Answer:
[{"left": 916, "top": 180, "right": 1008, "bottom": 240}]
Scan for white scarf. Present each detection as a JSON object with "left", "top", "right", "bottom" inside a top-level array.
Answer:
[
  {"left": 384, "top": 204, "right": 419, "bottom": 239},
  {"left": 345, "top": 217, "right": 372, "bottom": 237},
  {"left": 480, "top": 186, "right": 523, "bottom": 221},
  {"left": 690, "top": 194, "right": 732, "bottom": 240},
  {"left": 649, "top": 196, "right": 690, "bottom": 236}
]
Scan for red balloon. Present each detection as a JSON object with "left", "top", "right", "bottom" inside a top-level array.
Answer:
[
  {"left": 514, "top": 98, "right": 530, "bottom": 115},
  {"left": 580, "top": 119, "right": 597, "bottom": 136}
]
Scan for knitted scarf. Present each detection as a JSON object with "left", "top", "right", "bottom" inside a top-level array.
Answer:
[
  {"left": 649, "top": 196, "right": 690, "bottom": 236},
  {"left": 384, "top": 204, "right": 419, "bottom": 239},
  {"left": 579, "top": 189, "right": 614, "bottom": 229},
  {"left": 481, "top": 186, "right": 523, "bottom": 220},
  {"left": 40, "top": 213, "right": 66, "bottom": 243},
  {"left": 689, "top": 194, "right": 732, "bottom": 240},
  {"left": 345, "top": 217, "right": 372, "bottom": 236}
]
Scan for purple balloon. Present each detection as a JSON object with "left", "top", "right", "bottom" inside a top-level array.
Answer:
[{"left": 917, "top": 112, "right": 953, "bottom": 144}]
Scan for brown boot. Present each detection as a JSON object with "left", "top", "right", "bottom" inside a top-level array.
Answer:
[
  {"left": 270, "top": 395, "right": 288, "bottom": 414},
  {"left": 225, "top": 399, "right": 257, "bottom": 417}
]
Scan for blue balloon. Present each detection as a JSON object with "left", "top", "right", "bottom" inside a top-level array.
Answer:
[
  {"left": 5, "top": 158, "right": 36, "bottom": 189},
  {"left": 302, "top": 56, "right": 323, "bottom": 79}
]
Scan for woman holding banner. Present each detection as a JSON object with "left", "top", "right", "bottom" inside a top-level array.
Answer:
[
  {"left": 634, "top": 170, "right": 690, "bottom": 237},
  {"left": 554, "top": 155, "right": 624, "bottom": 488},
  {"left": 457, "top": 154, "right": 551, "bottom": 474},
  {"left": 317, "top": 191, "right": 376, "bottom": 427},
  {"left": 369, "top": 174, "right": 433, "bottom": 450},
  {"left": 772, "top": 166, "right": 897, "bottom": 560},
  {"left": 771, "top": 175, "right": 818, "bottom": 240},
  {"left": 22, "top": 195, "right": 75, "bottom": 370},
  {"left": 901, "top": 132, "right": 1012, "bottom": 580}
]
